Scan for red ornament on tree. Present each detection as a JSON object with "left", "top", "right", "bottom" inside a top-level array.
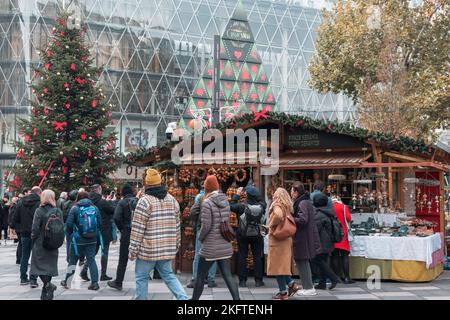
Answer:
[
  {"left": 327, "top": 123, "right": 332, "bottom": 130},
  {"left": 45, "top": 63, "right": 51, "bottom": 71},
  {"left": 33, "top": 70, "right": 38, "bottom": 78},
  {"left": 92, "top": 100, "right": 97, "bottom": 108},
  {"left": 90, "top": 80, "right": 94, "bottom": 88},
  {"left": 81, "top": 133, "right": 87, "bottom": 141},
  {"left": 62, "top": 157, "right": 68, "bottom": 164},
  {"left": 43, "top": 88, "right": 49, "bottom": 94},
  {"left": 60, "top": 31, "right": 65, "bottom": 37},
  {"left": 38, "top": 169, "right": 45, "bottom": 177},
  {"left": 60, "top": 18, "right": 66, "bottom": 26},
  {"left": 95, "top": 130, "right": 102, "bottom": 139},
  {"left": 33, "top": 128, "right": 37, "bottom": 136},
  {"left": 64, "top": 83, "right": 70, "bottom": 88},
  {"left": 70, "top": 63, "right": 76, "bottom": 71},
  {"left": 17, "top": 150, "right": 24, "bottom": 159},
  {"left": 43, "top": 107, "right": 49, "bottom": 116},
  {"left": 62, "top": 166, "right": 68, "bottom": 174},
  {"left": 65, "top": 103, "right": 70, "bottom": 109},
  {"left": 47, "top": 50, "right": 52, "bottom": 57},
  {"left": 88, "top": 149, "right": 92, "bottom": 157},
  {"left": 25, "top": 135, "right": 30, "bottom": 142},
  {"left": 52, "top": 121, "right": 68, "bottom": 132}
]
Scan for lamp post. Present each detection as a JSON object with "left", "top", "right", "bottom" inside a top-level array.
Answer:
[{"left": 212, "top": 35, "right": 220, "bottom": 126}]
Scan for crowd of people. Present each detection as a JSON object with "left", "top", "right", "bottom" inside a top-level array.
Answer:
[{"left": 0, "top": 169, "right": 355, "bottom": 300}]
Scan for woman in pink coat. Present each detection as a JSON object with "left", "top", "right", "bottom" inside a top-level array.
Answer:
[{"left": 331, "top": 198, "right": 355, "bottom": 284}]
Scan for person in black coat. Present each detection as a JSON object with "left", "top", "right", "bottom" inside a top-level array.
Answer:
[
  {"left": 8, "top": 196, "right": 21, "bottom": 263},
  {"left": 311, "top": 193, "right": 341, "bottom": 291},
  {"left": 291, "top": 182, "right": 322, "bottom": 296},
  {"left": 107, "top": 184, "right": 137, "bottom": 291},
  {"left": 82, "top": 184, "right": 115, "bottom": 281},
  {"left": 0, "top": 196, "right": 9, "bottom": 243},
  {"left": 14, "top": 186, "right": 42, "bottom": 287},
  {"left": 63, "top": 190, "right": 78, "bottom": 264},
  {"left": 229, "top": 186, "right": 266, "bottom": 288}
]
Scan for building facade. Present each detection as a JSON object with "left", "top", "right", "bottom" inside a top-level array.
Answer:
[{"left": 0, "top": 0, "right": 356, "bottom": 185}]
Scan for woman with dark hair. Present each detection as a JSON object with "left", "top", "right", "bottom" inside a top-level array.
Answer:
[{"left": 291, "top": 182, "right": 321, "bottom": 296}]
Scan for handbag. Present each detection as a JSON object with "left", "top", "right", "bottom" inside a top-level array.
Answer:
[
  {"left": 272, "top": 214, "right": 296, "bottom": 240},
  {"left": 343, "top": 205, "right": 354, "bottom": 242},
  {"left": 218, "top": 210, "right": 235, "bottom": 242}
]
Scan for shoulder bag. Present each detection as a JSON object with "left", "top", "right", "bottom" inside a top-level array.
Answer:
[
  {"left": 272, "top": 212, "right": 296, "bottom": 240},
  {"left": 343, "top": 205, "right": 354, "bottom": 242}
]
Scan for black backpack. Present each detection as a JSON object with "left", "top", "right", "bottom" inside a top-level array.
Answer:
[
  {"left": 329, "top": 215, "right": 344, "bottom": 243},
  {"left": 43, "top": 208, "right": 65, "bottom": 250},
  {"left": 238, "top": 204, "right": 265, "bottom": 238}
]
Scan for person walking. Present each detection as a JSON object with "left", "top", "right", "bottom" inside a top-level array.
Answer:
[
  {"left": 14, "top": 186, "right": 42, "bottom": 287},
  {"left": 191, "top": 175, "right": 240, "bottom": 300},
  {"left": 331, "top": 196, "right": 355, "bottom": 284},
  {"left": 0, "top": 196, "right": 10, "bottom": 245},
  {"left": 311, "top": 193, "right": 341, "bottom": 290},
  {"left": 291, "top": 182, "right": 321, "bottom": 296},
  {"left": 187, "top": 187, "right": 218, "bottom": 288},
  {"left": 129, "top": 169, "right": 187, "bottom": 300},
  {"left": 30, "top": 190, "right": 64, "bottom": 300},
  {"left": 62, "top": 191, "right": 102, "bottom": 290},
  {"left": 8, "top": 196, "right": 21, "bottom": 263},
  {"left": 62, "top": 190, "right": 79, "bottom": 265},
  {"left": 83, "top": 184, "right": 115, "bottom": 281},
  {"left": 56, "top": 192, "right": 68, "bottom": 212},
  {"left": 230, "top": 186, "right": 266, "bottom": 288},
  {"left": 107, "top": 184, "right": 138, "bottom": 291},
  {"left": 267, "top": 187, "right": 299, "bottom": 300}
]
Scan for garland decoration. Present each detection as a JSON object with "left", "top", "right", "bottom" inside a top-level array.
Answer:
[{"left": 234, "top": 168, "right": 247, "bottom": 182}]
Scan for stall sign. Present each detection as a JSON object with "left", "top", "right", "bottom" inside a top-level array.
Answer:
[{"left": 284, "top": 128, "right": 368, "bottom": 149}]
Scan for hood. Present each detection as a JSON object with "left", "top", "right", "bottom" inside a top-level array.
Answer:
[
  {"left": 88, "top": 191, "right": 102, "bottom": 204},
  {"left": 315, "top": 206, "right": 333, "bottom": 218},
  {"left": 145, "top": 185, "right": 167, "bottom": 200},
  {"left": 23, "top": 193, "right": 41, "bottom": 207},
  {"left": 77, "top": 199, "right": 94, "bottom": 207},
  {"left": 206, "top": 191, "right": 228, "bottom": 209}
]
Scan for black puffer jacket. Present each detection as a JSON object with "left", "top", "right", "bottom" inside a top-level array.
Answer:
[
  {"left": 14, "top": 193, "right": 41, "bottom": 235},
  {"left": 314, "top": 206, "right": 335, "bottom": 254},
  {"left": 89, "top": 192, "right": 115, "bottom": 243}
]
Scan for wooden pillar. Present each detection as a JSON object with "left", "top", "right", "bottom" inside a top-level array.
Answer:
[
  {"left": 388, "top": 157, "right": 393, "bottom": 205},
  {"left": 370, "top": 142, "right": 383, "bottom": 207},
  {"left": 399, "top": 169, "right": 405, "bottom": 210},
  {"left": 440, "top": 171, "right": 445, "bottom": 235}
]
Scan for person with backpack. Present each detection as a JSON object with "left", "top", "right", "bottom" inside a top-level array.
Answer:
[
  {"left": 331, "top": 196, "right": 355, "bottom": 284},
  {"left": 8, "top": 195, "right": 22, "bottom": 264},
  {"left": 83, "top": 184, "right": 115, "bottom": 281},
  {"left": 266, "top": 188, "right": 299, "bottom": 300},
  {"left": 291, "top": 182, "right": 321, "bottom": 297},
  {"left": 107, "top": 184, "right": 138, "bottom": 291},
  {"left": 129, "top": 169, "right": 187, "bottom": 300},
  {"left": 62, "top": 191, "right": 103, "bottom": 290},
  {"left": 187, "top": 187, "right": 218, "bottom": 288},
  {"left": 229, "top": 185, "right": 266, "bottom": 288},
  {"left": 30, "top": 190, "right": 64, "bottom": 300},
  {"left": 191, "top": 175, "right": 240, "bottom": 300},
  {"left": 311, "top": 193, "right": 341, "bottom": 290},
  {"left": 62, "top": 190, "right": 79, "bottom": 264},
  {"left": 14, "top": 186, "right": 42, "bottom": 287}
]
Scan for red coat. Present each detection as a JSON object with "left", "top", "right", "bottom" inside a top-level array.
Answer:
[{"left": 333, "top": 201, "right": 351, "bottom": 252}]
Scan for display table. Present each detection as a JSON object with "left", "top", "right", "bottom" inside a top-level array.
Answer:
[
  {"left": 350, "top": 212, "right": 407, "bottom": 227},
  {"left": 349, "top": 233, "right": 444, "bottom": 282}
]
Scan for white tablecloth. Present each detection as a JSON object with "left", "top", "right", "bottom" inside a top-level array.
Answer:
[
  {"left": 350, "top": 212, "right": 407, "bottom": 227},
  {"left": 350, "top": 233, "right": 442, "bottom": 268}
]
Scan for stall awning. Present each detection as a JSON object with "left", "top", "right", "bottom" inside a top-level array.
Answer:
[
  {"left": 180, "top": 151, "right": 259, "bottom": 166},
  {"left": 262, "top": 152, "right": 372, "bottom": 169}
]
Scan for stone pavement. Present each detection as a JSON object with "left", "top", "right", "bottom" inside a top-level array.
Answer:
[{"left": 0, "top": 240, "right": 449, "bottom": 300}]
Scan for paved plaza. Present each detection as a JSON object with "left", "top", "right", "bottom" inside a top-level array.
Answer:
[{"left": 0, "top": 240, "right": 449, "bottom": 300}]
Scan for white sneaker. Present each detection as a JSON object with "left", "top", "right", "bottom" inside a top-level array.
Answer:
[{"left": 296, "top": 289, "right": 317, "bottom": 296}]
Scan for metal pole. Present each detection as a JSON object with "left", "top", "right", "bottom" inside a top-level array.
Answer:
[{"left": 212, "top": 35, "right": 220, "bottom": 125}]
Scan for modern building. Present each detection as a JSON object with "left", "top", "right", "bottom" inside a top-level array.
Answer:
[{"left": 0, "top": 0, "right": 356, "bottom": 185}]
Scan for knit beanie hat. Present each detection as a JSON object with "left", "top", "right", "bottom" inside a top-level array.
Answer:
[
  {"left": 313, "top": 192, "right": 328, "bottom": 208},
  {"left": 145, "top": 169, "right": 162, "bottom": 186},
  {"left": 204, "top": 175, "right": 220, "bottom": 194}
]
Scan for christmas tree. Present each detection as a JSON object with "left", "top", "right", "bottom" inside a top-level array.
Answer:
[
  {"left": 186, "top": 0, "right": 277, "bottom": 128},
  {"left": 12, "top": 11, "right": 119, "bottom": 192}
]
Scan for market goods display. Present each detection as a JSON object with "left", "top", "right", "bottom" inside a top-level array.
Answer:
[
  {"left": 179, "top": 169, "right": 191, "bottom": 184},
  {"left": 168, "top": 185, "right": 183, "bottom": 204},
  {"left": 216, "top": 166, "right": 229, "bottom": 183},
  {"left": 182, "top": 207, "right": 190, "bottom": 220},
  {"left": 234, "top": 168, "right": 247, "bottom": 183},
  {"left": 182, "top": 249, "right": 195, "bottom": 260},
  {"left": 230, "top": 212, "right": 238, "bottom": 228},
  {"left": 184, "top": 185, "right": 199, "bottom": 207},
  {"left": 184, "top": 226, "right": 194, "bottom": 237},
  {"left": 208, "top": 167, "right": 217, "bottom": 176},
  {"left": 194, "top": 168, "right": 207, "bottom": 181},
  {"left": 226, "top": 182, "right": 238, "bottom": 201}
]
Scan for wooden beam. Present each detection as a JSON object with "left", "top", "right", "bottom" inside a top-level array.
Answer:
[
  {"left": 383, "top": 151, "right": 428, "bottom": 163},
  {"left": 360, "top": 162, "right": 448, "bottom": 171}
]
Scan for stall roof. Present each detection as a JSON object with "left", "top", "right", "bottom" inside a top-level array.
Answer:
[
  {"left": 180, "top": 151, "right": 259, "bottom": 166},
  {"left": 261, "top": 152, "right": 372, "bottom": 169}
]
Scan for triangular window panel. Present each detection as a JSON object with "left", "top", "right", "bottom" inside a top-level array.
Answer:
[
  {"left": 247, "top": 63, "right": 260, "bottom": 81},
  {"left": 192, "top": 78, "right": 210, "bottom": 99},
  {"left": 245, "top": 83, "right": 259, "bottom": 103},
  {"left": 255, "top": 64, "right": 269, "bottom": 84},
  {"left": 202, "top": 58, "right": 214, "bottom": 79},
  {"left": 230, "top": 82, "right": 242, "bottom": 101},
  {"left": 247, "top": 43, "right": 262, "bottom": 64},
  {"left": 221, "top": 80, "right": 234, "bottom": 100},
  {"left": 220, "top": 60, "right": 236, "bottom": 81},
  {"left": 238, "top": 62, "right": 251, "bottom": 82}
]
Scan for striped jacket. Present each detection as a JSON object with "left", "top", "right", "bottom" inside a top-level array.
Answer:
[{"left": 128, "top": 194, "right": 181, "bottom": 261}]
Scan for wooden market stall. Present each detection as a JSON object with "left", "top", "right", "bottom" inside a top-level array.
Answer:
[{"left": 128, "top": 112, "right": 450, "bottom": 281}]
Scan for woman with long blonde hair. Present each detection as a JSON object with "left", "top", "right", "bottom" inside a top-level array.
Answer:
[
  {"left": 30, "top": 189, "right": 64, "bottom": 300},
  {"left": 267, "top": 187, "right": 299, "bottom": 300}
]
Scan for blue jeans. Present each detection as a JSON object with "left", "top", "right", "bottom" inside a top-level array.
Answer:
[
  {"left": 68, "top": 243, "right": 99, "bottom": 284},
  {"left": 192, "top": 230, "right": 217, "bottom": 282},
  {"left": 134, "top": 259, "right": 188, "bottom": 300},
  {"left": 20, "top": 235, "right": 37, "bottom": 281},
  {"left": 276, "top": 276, "right": 294, "bottom": 294},
  {"left": 112, "top": 223, "right": 118, "bottom": 241}
]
